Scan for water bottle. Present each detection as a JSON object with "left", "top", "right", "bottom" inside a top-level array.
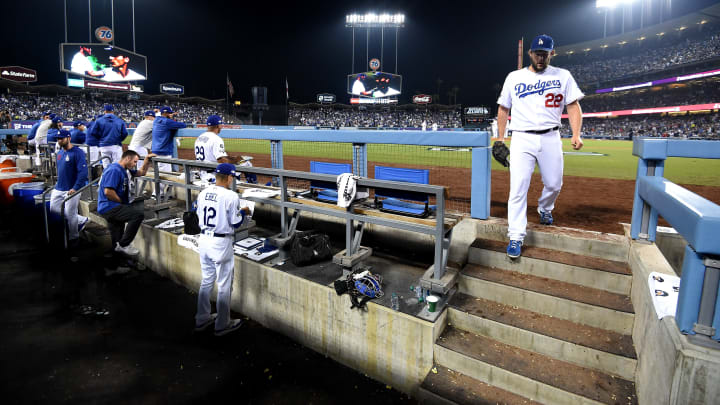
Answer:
[
  {"left": 391, "top": 293, "right": 399, "bottom": 311},
  {"left": 416, "top": 285, "right": 424, "bottom": 302}
]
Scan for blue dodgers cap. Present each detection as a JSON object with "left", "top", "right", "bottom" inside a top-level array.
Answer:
[
  {"left": 144, "top": 110, "right": 155, "bottom": 117},
  {"left": 160, "top": 106, "right": 174, "bottom": 114},
  {"left": 49, "top": 113, "right": 57, "bottom": 119},
  {"left": 58, "top": 129, "right": 72, "bottom": 138},
  {"left": 43, "top": 111, "right": 52, "bottom": 116},
  {"left": 51, "top": 116, "right": 63, "bottom": 123},
  {"left": 104, "top": 104, "right": 114, "bottom": 111},
  {"left": 206, "top": 115, "right": 223, "bottom": 126},
  {"left": 215, "top": 163, "right": 236, "bottom": 176},
  {"left": 530, "top": 34, "right": 554, "bottom": 52}
]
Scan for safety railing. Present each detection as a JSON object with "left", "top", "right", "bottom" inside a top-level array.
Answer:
[
  {"left": 139, "top": 156, "right": 454, "bottom": 282},
  {"left": 42, "top": 178, "right": 100, "bottom": 249},
  {"left": 631, "top": 137, "right": 720, "bottom": 348}
]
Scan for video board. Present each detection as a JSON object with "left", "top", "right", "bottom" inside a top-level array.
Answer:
[
  {"left": 346, "top": 71, "right": 402, "bottom": 98},
  {"left": 60, "top": 43, "right": 147, "bottom": 82}
]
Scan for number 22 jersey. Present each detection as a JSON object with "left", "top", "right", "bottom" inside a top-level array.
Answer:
[{"left": 497, "top": 65, "right": 584, "bottom": 132}]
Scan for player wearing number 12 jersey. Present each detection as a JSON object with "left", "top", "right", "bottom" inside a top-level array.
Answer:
[
  {"left": 194, "top": 163, "right": 251, "bottom": 336},
  {"left": 496, "top": 34, "right": 584, "bottom": 259}
]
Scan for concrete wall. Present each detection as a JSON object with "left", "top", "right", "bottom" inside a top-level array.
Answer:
[
  {"left": 629, "top": 240, "right": 720, "bottom": 405},
  {"left": 120, "top": 217, "right": 437, "bottom": 394}
]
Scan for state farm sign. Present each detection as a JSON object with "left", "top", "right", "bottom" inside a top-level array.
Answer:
[
  {"left": 412, "top": 94, "right": 432, "bottom": 104},
  {"left": 0, "top": 66, "right": 37, "bottom": 82}
]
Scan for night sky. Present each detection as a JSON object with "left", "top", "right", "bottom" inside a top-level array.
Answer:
[{"left": 2, "top": 0, "right": 717, "bottom": 107}]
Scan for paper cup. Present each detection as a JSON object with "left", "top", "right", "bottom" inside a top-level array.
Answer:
[{"left": 427, "top": 295, "right": 440, "bottom": 312}]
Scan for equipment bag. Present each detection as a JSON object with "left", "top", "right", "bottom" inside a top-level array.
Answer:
[
  {"left": 182, "top": 211, "right": 201, "bottom": 235},
  {"left": 290, "top": 231, "right": 332, "bottom": 266}
]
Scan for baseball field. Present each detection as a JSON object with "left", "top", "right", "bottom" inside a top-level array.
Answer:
[{"left": 177, "top": 137, "right": 720, "bottom": 187}]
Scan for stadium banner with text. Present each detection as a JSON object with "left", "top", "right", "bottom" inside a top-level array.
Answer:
[
  {"left": 84, "top": 80, "right": 131, "bottom": 91},
  {"left": 412, "top": 94, "right": 432, "bottom": 104},
  {"left": 160, "top": 83, "right": 184, "bottom": 95},
  {"left": 60, "top": 43, "right": 147, "bottom": 82},
  {"left": 317, "top": 93, "right": 336, "bottom": 104},
  {"left": 350, "top": 98, "right": 398, "bottom": 104},
  {"left": 347, "top": 71, "right": 402, "bottom": 98},
  {"left": 0, "top": 66, "right": 37, "bottom": 82},
  {"left": 559, "top": 102, "right": 720, "bottom": 118},
  {"left": 196, "top": 124, "right": 243, "bottom": 129},
  {"left": 596, "top": 68, "right": 720, "bottom": 94}
]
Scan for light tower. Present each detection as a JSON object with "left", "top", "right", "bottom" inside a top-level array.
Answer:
[{"left": 345, "top": 13, "right": 405, "bottom": 75}]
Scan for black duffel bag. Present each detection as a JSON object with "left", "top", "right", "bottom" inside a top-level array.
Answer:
[
  {"left": 183, "top": 211, "right": 201, "bottom": 235},
  {"left": 290, "top": 231, "right": 332, "bottom": 266}
]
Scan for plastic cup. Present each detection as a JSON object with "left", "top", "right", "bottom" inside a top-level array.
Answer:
[{"left": 427, "top": 295, "right": 440, "bottom": 312}]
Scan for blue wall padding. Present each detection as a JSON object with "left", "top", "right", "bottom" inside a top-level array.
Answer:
[{"left": 675, "top": 245, "right": 706, "bottom": 335}]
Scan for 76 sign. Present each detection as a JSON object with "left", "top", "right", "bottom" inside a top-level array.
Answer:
[{"left": 95, "top": 26, "right": 113, "bottom": 43}]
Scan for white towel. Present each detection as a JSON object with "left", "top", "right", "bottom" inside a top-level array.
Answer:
[{"left": 337, "top": 173, "right": 359, "bottom": 208}]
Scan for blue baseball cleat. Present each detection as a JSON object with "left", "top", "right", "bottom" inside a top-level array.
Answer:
[
  {"left": 539, "top": 209, "right": 553, "bottom": 225},
  {"left": 507, "top": 240, "right": 523, "bottom": 259}
]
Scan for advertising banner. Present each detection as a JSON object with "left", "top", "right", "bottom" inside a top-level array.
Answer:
[
  {"left": 0, "top": 66, "right": 37, "bottom": 82},
  {"left": 160, "top": 83, "right": 184, "bottom": 95}
]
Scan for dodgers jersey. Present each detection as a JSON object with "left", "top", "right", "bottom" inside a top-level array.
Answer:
[
  {"left": 497, "top": 66, "right": 584, "bottom": 132},
  {"left": 194, "top": 131, "right": 228, "bottom": 163},
  {"left": 196, "top": 185, "right": 245, "bottom": 235}
]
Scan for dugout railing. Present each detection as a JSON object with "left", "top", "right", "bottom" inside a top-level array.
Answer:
[
  {"left": 631, "top": 137, "right": 720, "bottom": 349},
  {"left": 137, "top": 156, "right": 457, "bottom": 289}
]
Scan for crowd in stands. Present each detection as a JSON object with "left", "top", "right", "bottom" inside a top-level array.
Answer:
[
  {"left": 0, "top": 93, "right": 233, "bottom": 126},
  {"left": 560, "top": 113, "right": 720, "bottom": 139},
  {"left": 581, "top": 79, "right": 720, "bottom": 112},
  {"left": 556, "top": 27, "right": 720, "bottom": 84},
  {"left": 289, "top": 107, "right": 462, "bottom": 128}
]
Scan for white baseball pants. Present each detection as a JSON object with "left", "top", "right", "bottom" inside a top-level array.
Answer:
[
  {"left": 507, "top": 130, "right": 563, "bottom": 242},
  {"left": 49, "top": 189, "right": 88, "bottom": 241},
  {"left": 196, "top": 235, "right": 236, "bottom": 331},
  {"left": 100, "top": 145, "right": 123, "bottom": 168}
]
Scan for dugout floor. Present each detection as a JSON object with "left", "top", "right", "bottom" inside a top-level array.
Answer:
[{"left": 0, "top": 206, "right": 415, "bottom": 404}]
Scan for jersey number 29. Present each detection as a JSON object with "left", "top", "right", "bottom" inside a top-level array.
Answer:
[
  {"left": 544, "top": 93, "right": 563, "bottom": 108},
  {"left": 195, "top": 146, "right": 205, "bottom": 161}
]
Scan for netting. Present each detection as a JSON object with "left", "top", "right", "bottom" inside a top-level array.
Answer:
[{"left": 175, "top": 136, "right": 473, "bottom": 214}]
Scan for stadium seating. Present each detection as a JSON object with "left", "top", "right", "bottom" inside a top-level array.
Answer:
[{"left": 373, "top": 166, "right": 435, "bottom": 218}]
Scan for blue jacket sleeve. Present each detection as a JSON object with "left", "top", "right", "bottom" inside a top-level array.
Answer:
[
  {"left": 169, "top": 120, "right": 188, "bottom": 130},
  {"left": 72, "top": 150, "right": 89, "bottom": 191},
  {"left": 120, "top": 122, "right": 129, "bottom": 143}
]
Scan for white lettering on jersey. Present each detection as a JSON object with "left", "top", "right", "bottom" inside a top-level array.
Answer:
[
  {"left": 196, "top": 186, "right": 243, "bottom": 234},
  {"left": 194, "top": 131, "right": 228, "bottom": 163},
  {"left": 497, "top": 66, "right": 584, "bottom": 132}
]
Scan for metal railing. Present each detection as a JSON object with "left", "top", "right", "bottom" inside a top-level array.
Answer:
[{"left": 139, "top": 156, "right": 454, "bottom": 282}]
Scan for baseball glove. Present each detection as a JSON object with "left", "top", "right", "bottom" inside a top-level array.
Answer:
[{"left": 492, "top": 141, "right": 510, "bottom": 167}]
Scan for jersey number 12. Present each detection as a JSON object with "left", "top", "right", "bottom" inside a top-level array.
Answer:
[{"left": 203, "top": 206, "right": 216, "bottom": 227}]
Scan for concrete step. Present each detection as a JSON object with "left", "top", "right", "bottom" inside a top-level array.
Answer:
[
  {"left": 459, "top": 265, "right": 634, "bottom": 335},
  {"left": 435, "top": 326, "right": 638, "bottom": 405},
  {"left": 473, "top": 218, "right": 630, "bottom": 262},
  {"left": 418, "top": 366, "right": 542, "bottom": 405},
  {"left": 468, "top": 238, "right": 632, "bottom": 295},
  {"left": 447, "top": 293, "right": 637, "bottom": 381}
]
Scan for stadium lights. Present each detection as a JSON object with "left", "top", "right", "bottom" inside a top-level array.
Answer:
[
  {"left": 596, "top": 0, "right": 635, "bottom": 9},
  {"left": 346, "top": 12, "right": 405, "bottom": 27}
]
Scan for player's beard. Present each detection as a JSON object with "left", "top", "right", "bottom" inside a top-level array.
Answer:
[{"left": 531, "top": 60, "right": 549, "bottom": 72}]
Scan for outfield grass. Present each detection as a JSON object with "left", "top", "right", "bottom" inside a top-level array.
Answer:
[{"left": 170, "top": 137, "right": 720, "bottom": 187}]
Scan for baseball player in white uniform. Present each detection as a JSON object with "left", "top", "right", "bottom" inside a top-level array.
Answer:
[
  {"left": 496, "top": 34, "right": 584, "bottom": 259},
  {"left": 194, "top": 163, "right": 251, "bottom": 336},
  {"left": 128, "top": 110, "right": 155, "bottom": 157},
  {"left": 194, "top": 115, "right": 254, "bottom": 183}
]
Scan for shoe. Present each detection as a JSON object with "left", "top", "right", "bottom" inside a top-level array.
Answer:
[
  {"left": 78, "top": 217, "right": 89, "bottom": 233},
  {"left": 194, "top": 313, "right": 218, "bottom": 332},
  {"left": 104, "top": 266, "right": 131, "bottom": 277},
  {"left": 506, "top": 240, "right": 523, "bottom": 259},
  {"left": 539, "top": 209, "right": 553, "bottom": 225},
  {"left": 214, "top": 319, "right": 243, "bottom": 336},
  {"left": 115, "top": 243, "right": 139, "bottom": 256}
]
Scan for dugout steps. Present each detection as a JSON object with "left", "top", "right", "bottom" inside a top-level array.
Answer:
[{"left": 420, "top": 236, "right": 638, "bottom": 405}]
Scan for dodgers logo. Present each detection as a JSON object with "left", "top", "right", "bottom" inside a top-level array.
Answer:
[{"left": 515, "top": 79, "right": 562, "bottom": 98}]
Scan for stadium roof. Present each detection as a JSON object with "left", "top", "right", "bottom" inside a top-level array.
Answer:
[{"left": 556, "top": 3, "right": 720, "bottom": 55}]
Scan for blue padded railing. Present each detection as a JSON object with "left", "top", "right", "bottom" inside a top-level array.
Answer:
[{"left": 631, "top": 138, "right": 720, "bottom": 346}]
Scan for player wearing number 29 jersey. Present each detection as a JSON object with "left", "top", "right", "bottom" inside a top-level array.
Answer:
[
  {"left": 496, "top": 34, "right": 584, "bottom": 259},
  {"left": 194, "top": 131, "right": 227, "bottom": 164}
]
